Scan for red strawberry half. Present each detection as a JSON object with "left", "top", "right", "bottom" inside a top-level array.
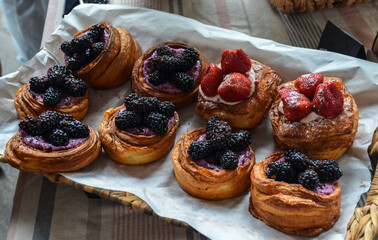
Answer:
[
  {"left": 294, "top": 73, "right": 324, "bottom": 98},
  {"left": 313, "top": 82, "right": 344, "bottom": 118},
  {"left": 218, "top": 73, "right": 251, "bottom": 102},
  {"left": 221, "top": 49, "right": 251, "bottom": 74},
  {"left": 200, "top": 64, "right": 224, "bottom": 97},
  {"left": 279, "top": 88, "right": 312, "bottom": 122}
]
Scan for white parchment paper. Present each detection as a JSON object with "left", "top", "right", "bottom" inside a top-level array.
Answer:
[{"left": 1, "top": 4, "right": 377, "bottom": 240}]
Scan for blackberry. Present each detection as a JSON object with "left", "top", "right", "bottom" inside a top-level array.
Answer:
[
  {"left": 145, "top": 56, "right": 161, "bottom": 71},
  {"left": 47, "top": 65, "right": 70, "bottom": 88},
  {"left": 75, "top": 52, "right": 91, "bottom": 65},
  {"left": 66, "top": 57, "right": 82, "bottom": 71},
  {"left": 285, "top": 152, "right": 309, "bottom": 172},
  {"left": 229, "top": 130, "right": 252, "bottom": 152},
  {"left": 60, "top": 121, "right": 90, "bottom": 138},
  {"left": 206, "top": 117, "right": 232, "bottom": 151},
  {"left": 169, "top": 72, "right": 194, "bottom": 92},
  {"left": 317, "top": 160, "right": 342, "bottom": 182},
  {"left": 298, "top": 170, "right": 320, "bottom": 190},
  {"left": 144, "top": 112, "right": 168, "bottom": 134},
  {"left": 44, "top": 129, "right": 69, "bottom": 146},
  {"left": 60, "top": 41, "right": 74, "bottom": 55},
  {"left": 284, "top": 147, "right": 301, "bottom": 159},
  {"left": 37, "top": 111, "right": 61, "bottom": 134},
  {"left": 176, "top": 47, "right": 199, "bottom": 71},
  {"left": 19, "top": 116, "right": 41, "bottom": 136},
  {"left": 128, "top": 97, "right": 160, "bottom": 117},
  {"left": 156, "top": 45, "right": 172, "bottom": 56},
  {"left": 219, "top": 150, "right": 238, "bottom": 169},
  {"left": 115, "top": 111, "right": 141, "bottom": 131},
  {"left": 187, "top": 141, "right": 212, "bottom": 160},
  {"left": 43, "top": 87, "right": 62, "bottom": 107},
  {"left": 71, "top": 35, "right": 92, "bottom": 51},
  {"left": 90, "top": 42, "right": 104, "bottom": 59},
  {"left": 88, "top": 24, "right": 104, "bottom": 42},
  {"left": 29, "top": 76, "right": 50, "bottom": 93},
  {"left": 157, "top": 101, "right": 175, "bottom": 117},
  {"left": 266, "top": 161, "right": 296, "bottom": 183},
  {"left": 305, "top": 159, "right": 320, "bottom": 170},
  {"left": 63, "top": 77, "right": 87, "bottom": 97},
  {"left": 148, "top": 70, "right": 168, "bottom": 86},
  {"left": 124, "top": 93, "right": 140, "bottom": 110},
  {"left": 58, "top": 113, "right": 75, "bottom": 122},
  {"left": 151, "top": 55, "right": 178, "bottom": 73}
]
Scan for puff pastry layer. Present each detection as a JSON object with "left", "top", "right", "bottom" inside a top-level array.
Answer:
[
  {"left": 4, "top": 126, "right": 101, "bottom": 173},
  {"left": 131, "top": 42, "right": 208, "bottom": 108},
  {"left": 14, "top": 84, "right": 89, "bottom": 120},
  {"left": 71, "top": 22, "right": 141, "bottom": 89},
  {"left": 195, "top": 60, "right": 281, "bottom": 129},
  {"left": 269, "top": 77, "right": 358, "bottom": 160},
  {"left": 98, "top": 105, "right": 179, "bottom": 165},
  {"left": 172, "top": 128, "right": 255, "bottom": 200},
  {"left": 249, "top": 151, "right": 341, "bottom": 236}
]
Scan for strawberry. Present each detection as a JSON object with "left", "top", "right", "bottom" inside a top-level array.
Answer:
[
  {"left": 313, "top": 82, "right": 344, "bottom": 118},
  {"left": 221, "top": 49, "right": 251, "bottom": 74},
  {"left": 200, "top": 64, "right": 223, "bottom": 97},
  {"left": 294, "top": 73, "right": 324, "bottom": 98},
  {"left": 218, "top": 73, "right": 251, "bottom": 102},
  {"left": 279, "top": 88, "right": 312, "bottom": 122}
]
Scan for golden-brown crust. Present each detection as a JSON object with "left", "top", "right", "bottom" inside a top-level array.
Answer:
[
  {"left": 249, "top": 151, "right": 341, "bottom": 236},
  {"left": 172, "top": 128, "right": 255, "bottom": 200},
  {"left": 71, "top": 22, "right": 141, "bottom": 90},
  {"left": 4, "top": 126, "right": 101, "bottom": 173},
  {"left": 98, "top": 105, "right": 179, "bottom": 165},
  {"left": 14, "top": 84, "right": 90, "bottom": 120},
  {"left": 131, "top": 42, "right": 208, "bottom": 108},
  {"left": 269, "top": 77, "right": 359, "bottom": 159},
  {"left": 195, "top": 60, "right": 281, "bottom": 129}
]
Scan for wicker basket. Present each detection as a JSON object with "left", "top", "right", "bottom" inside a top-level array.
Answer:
[
  {"left": 268, "top": 0, "right": 373, "bottom": 13},
  {"left": 1, "top": 130, "right": 378, "bottom": 239}
]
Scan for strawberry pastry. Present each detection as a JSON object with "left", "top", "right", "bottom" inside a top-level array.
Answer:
[
  {"left": 195, "top": 49, "right": 281, "bottom": 129},
  {"left": 269, "top": 73, "right": 359, "bottom": 160}
]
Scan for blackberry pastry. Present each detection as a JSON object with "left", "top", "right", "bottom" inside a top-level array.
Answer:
[
  {"left": 195, "top": 49, "right": 281, "bottom": 129},
  {"left": 172, "top": 117, "right": 255, "bottom": 200},
  {"left": 249, "top": 148, "right": 342, "bottom": 236},
  {"left": 269, "top": 73, "right": 359, "bottom": 159},
  {"left": 4, "top": 111, "right": 101, "bottom": 173},
  {"left": 98, "top": 93, "right": 179, "bottom": 165},
  {"left": 131, "top": 42, "right": 208, "bottom": 108},
  {"left": 61, "top": 22, "right": 141, "bottom": 89},
  {"left": 14, "top": 65, "right": 89, "bottom": 120}
]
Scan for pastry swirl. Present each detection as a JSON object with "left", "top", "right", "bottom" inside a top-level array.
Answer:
[
  {"left": 131, "top": 42, "right": 208, "bottom": 108},
  {"left": 269, "top": 77, "right": 359, "bottom": 159},
  {"left": 98, "top": 105, "right": 179, "bottom": 165},
  {"left": 249, "top": 151, "right": 341, "bottom": 236},
  {"left": 195, "top": 60, "right": 281, "bottom": 129},
  {"left": 4, "top": 126, "right": 101, "bottom": 173},
  {"left": 14, "top": 84, "right": 89, "bottom": 120},
  {"left": 172, "top": 128, "right": 255, "bottom": 200}
]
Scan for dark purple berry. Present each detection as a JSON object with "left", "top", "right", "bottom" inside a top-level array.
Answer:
[
  {"left": 298, "top": 170, "right": 320, "bottom": 190},
  {"left": 63, "top": 77, "right": 87, "bottom": 97},
  {"left": 229, "top": 130, "right": 252, "bottom": 152},
  {"left": 220, "top": 150, "right": 238, "bottom": 169},
  {"left": 19, "top": 116, "right": 41, "bottom": 136},
  {"left": 144, "top": 112, "right": 168, "bottom": 134},
  {"left": 43, "top": 87, "right": 62, "bottom": 107},
  {"left": 157, "top": 101, "right": 175, "bottom": 117},
  {"left": 43, "top": 129, "right": 69, "bottom": 146},
  {"left": 29, "top": 76, "right": 50, "bottom": 93},
  {"left": 187, "top": 141, "right": 212, "bottom": 160},
  {"left": 115, "top": 111, "right": 141, "bottom": 131}
]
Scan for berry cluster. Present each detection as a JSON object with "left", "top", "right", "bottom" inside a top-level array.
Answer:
[
  {"left": 19, "top": 111, "right": 90, "bottom": 146},
  {"left": 29, "top": 65, "right": 88, "bottom": 108},
  {"left": 146, "top": 45, "right": 200, "bottom": 92},
  {"left": 61, "top": 24, "right": 105, "bottom": 71},
  {"left": 187, "top": 117, "right": 252, "bottom": 170},
  {"left": 266, "top": 148, "right": 343, "bottom": 190},
  {"left": 115, "top": 93, "right": 175, "bottom": 135}
]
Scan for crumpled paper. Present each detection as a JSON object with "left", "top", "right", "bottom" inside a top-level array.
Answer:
[{"left": 0, "top": 4, "right": 377, "bottom": 240}]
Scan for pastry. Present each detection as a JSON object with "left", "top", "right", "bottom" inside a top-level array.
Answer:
[
  {"left": 172, "top": 117, "right": 255, "bottom": 200},
  {"left": 249, "top": 148, "right": 342, "bottom": 236},
  {"left": 61, "top": 22, "right": 141, "bottom": 89},
  {"left": 131, "top": 42, "right": 208, "bottom": 108},
  {"left": 4, "top": 111, "right": 101, "bottom": 173},
  {"left": 195, "top": 49, "right": 281, "bottom": 129},
  {"left": 98, "top": 93, "right": 179, "bottom": 165},
  {"left": 269, "top": 73, "right": 359, "bottom": 159},
  {"left": 14, "top": 65, "right": 89, "bottom": 120}
]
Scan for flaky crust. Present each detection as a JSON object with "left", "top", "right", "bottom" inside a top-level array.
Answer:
[
  {"left": 172, "top": 128, "right": 255, "bottom": 200},
  {"left": 131, "top": 42, "right": 208, "bottom": 108},
  {"left": 71, "top": 22, "right": 141, "bottom": 90},
  {"left": 195, "top": 60, "right": 281, "bottom": 129},
  {"left": 14, "top": 84, "right": 89, "bottom": 120},
  {"left": 98, "top": 105, "right": 179, "bottom": 165},
  {"left": 4, "top": 126, "right": 101, "bottom": 173},
  {"left": 269, "top": 77, "right": 359, "bottom": 160},
  {"left": 249, "top": 151, "right": 341, "bottom": 236}
]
